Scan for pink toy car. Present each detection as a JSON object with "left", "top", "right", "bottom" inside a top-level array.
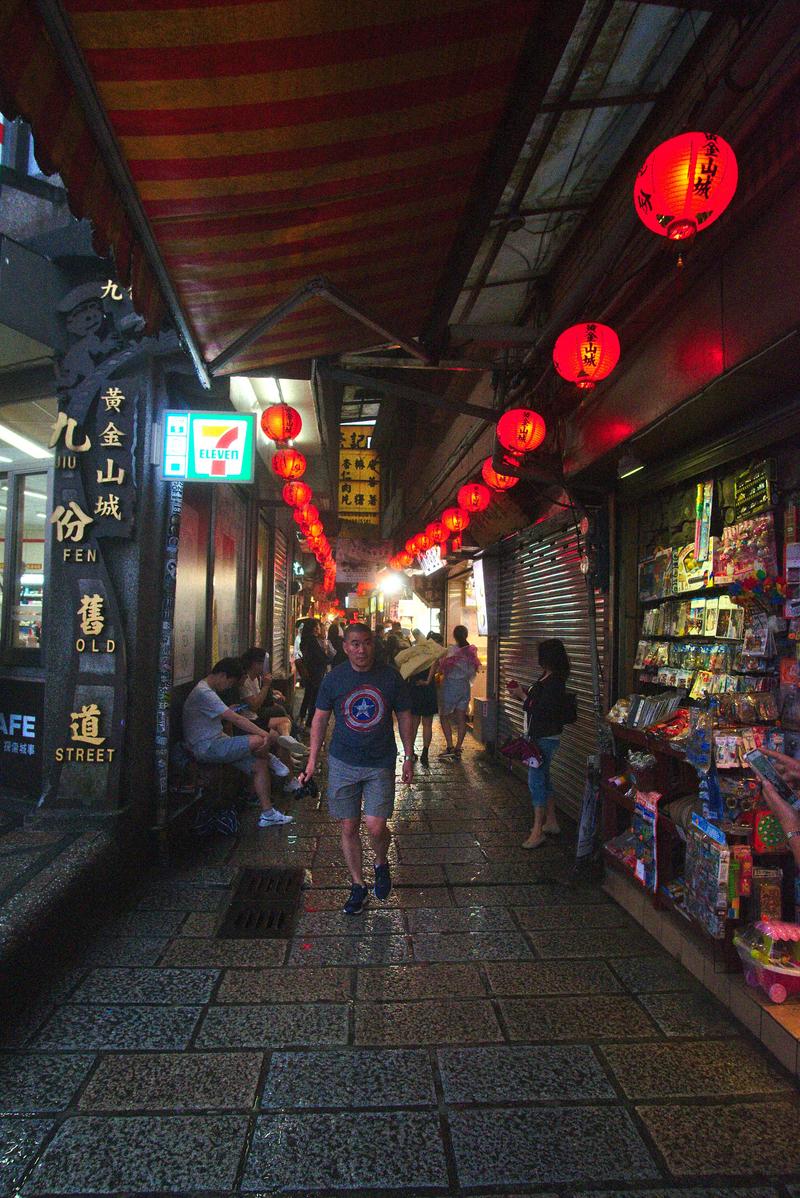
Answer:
[{"left": 734, "top": 920, "right": 800, "bottom": 1004}]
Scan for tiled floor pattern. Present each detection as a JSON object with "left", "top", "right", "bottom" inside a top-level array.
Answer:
[{"left": 2, "top": 735, "right": 799, "bottom": 1196}]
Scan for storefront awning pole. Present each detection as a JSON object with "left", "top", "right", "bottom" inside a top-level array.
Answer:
[{"left": 34, "top": 0, "right": 211, "bottom": 389}]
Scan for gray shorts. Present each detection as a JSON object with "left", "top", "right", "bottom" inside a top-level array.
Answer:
[
  {"left": 327, "top": 755, "right": 395, "bottom": 821},
  {"left": 195, "top": 735, "right": 254, "bottom": 775}
]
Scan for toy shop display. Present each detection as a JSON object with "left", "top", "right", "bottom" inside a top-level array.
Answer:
[{"left": 604, "top": 457, "right": 800, "bottom": 957}]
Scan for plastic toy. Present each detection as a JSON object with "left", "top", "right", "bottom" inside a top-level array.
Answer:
[{"left": 734, "top": 920, "right": 800, "bottom": 1003}]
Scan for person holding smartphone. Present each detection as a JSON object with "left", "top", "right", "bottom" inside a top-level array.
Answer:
[
  {"left": 752, "top": 750, "right": 800, "bottom": 867},
  {"left": 507, "top": 639, "right": 571, "bottom": 849}
]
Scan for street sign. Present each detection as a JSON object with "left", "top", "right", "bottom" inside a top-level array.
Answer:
[{"left": 162, "top": 411, "right": 255, "bottom": 483}]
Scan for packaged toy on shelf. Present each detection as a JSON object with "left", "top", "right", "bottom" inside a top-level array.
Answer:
[{"left": 734, "top": 920, "right": 800, "bottom": 1003}]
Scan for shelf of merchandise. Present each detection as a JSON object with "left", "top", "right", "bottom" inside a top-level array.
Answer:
[{"left": 602, "top": 723, "right": 743, "bottom": 967}]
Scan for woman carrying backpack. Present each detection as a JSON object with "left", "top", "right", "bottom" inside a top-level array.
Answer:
[{"left": 507, "top": 638, "right": 572, "bottom": 850}]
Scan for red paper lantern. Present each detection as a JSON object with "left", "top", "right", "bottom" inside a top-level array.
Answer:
[
  {"left": 457, "top": 483, "right": 491, "bottom": 514},
  {"left": 450, "top": 534, "right": 463, "bottom": 553},
  {"left": 553, "top": 322, "right": 620, "bottom": 391},
  {"left": 634, "top": 131, "right": 738, "bottom": 243},
  {"left": 261, "top": 403, "right": 302, "bottom": 442},
  {"left": 297, "top": 503, "right": 319, "bottom": 526},
  {"left": 272, "top": 447, "right": 306, "bottom": 479},
  {"left": 405, "top": 536, "right": 419, "bottom": 555},
  {"left": 497, "top": 408, "right": 546, "bottom": 455},
  {"left": 307, "top": 520, "right": 323, "bottom": 539},
  {"left": 398, "top": 551, "right": 413, "bottom": 569},
  {"left": 481, "top": 458, "right": 519, "bottom": 491},
  {"left": 442, "top": 507, "right": 470, "bottom": 534},
  {"left": 416, "top": 533, "right": 431, "bottom": 553},
  {"left": 282, "top": 481, "right": 311, "bottom": 507},
  {"left": 425, "top": 520, "right": 447, "bottom": 544}
]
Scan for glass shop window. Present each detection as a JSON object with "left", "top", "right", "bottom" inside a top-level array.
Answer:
[{"left": 1, "top": 469, "right": 50, "bottom": 658}]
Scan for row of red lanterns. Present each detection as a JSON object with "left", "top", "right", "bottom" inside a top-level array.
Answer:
[{"left": 263, "top": 402, "right": 337, "bottom": 594}]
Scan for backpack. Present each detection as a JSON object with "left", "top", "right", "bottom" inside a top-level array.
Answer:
[{"left": 562, "top": 691, "right": 578, "bottom": 724}]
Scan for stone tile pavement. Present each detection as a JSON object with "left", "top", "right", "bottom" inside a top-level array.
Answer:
[{"left": 1, "top": 734, "right": 799, "bottom": 1196}]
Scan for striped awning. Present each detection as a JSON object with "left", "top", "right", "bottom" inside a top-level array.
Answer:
[{"left": 0, "top": 1, "right": 572, "bottom": 377}]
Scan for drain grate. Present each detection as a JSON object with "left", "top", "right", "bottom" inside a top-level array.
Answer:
[{"left": 217, "top": 866, "right": 305, "bottom": 939}]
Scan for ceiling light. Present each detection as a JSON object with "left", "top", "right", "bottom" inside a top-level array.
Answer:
[
  {"left": 0, "top": 455, "right": 12, "bottom": 463},
  {"left": 0, "top": 423, "right": 52, "bottom": 460},
  {"left": 617, "top": 452, "right": 644, "bottom": 480}
]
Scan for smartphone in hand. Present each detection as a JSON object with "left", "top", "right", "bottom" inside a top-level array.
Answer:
[{"left": 744, "top": 749, "right": 800, "bottom": 808}]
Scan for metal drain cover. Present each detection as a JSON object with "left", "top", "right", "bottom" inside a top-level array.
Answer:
[{"left": 217, "top": 867, "right": 305, "bottom": 939}]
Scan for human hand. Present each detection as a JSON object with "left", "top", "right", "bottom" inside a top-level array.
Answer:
[
  {"left": 297, "top": 760, "right": 316, "bottom": 785},
  {"left": 763, "top": 749, "right": 800, "bottom": 790},
  {"left": 760, "top": 777, "right": 800, "bottom": 834},
  {"left": 272, "top": 690, "right": 285, "bottom": 701},
  {"left": 401, "top": 757, "right": 414, "bottom": 784}
]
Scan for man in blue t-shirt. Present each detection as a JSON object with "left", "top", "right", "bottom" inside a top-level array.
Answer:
[{"left": 299, "top": 623, "right": 413, "bottom": 914}]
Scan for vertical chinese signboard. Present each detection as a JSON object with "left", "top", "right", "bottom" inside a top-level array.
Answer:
[{"left": 338, "top": 424, "right": 380, "bottom": 525}]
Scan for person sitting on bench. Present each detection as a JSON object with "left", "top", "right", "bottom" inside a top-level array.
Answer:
[{"left": 182, "top": 657, "right": 293, "bottom": 828}]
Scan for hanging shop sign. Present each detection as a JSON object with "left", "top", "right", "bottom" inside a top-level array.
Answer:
[
  {"left": 162, "top": 411, "right": 256, "bottom": 484},
  {"left": 418, "top": 545, "right": 445, "bottom": 576},
  {"left": 338, "top": 423, "right": 380, "bottom": 524}
]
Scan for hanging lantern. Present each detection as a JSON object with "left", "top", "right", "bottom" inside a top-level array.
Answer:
[
  {"left": 634, "top": 131, "right": 738, "bottom": 244},
  {"left": 497, "top": 408, "right": 546, "bottom": 455},
  {"left": 272, "top": 447, "right": 306, "bottom": 479},
  {"left": 398, "top": 551, "right": 413, "bottom": 569},
  {"left": 297, "top": 502, "right": 319, "bottom": 526},
  {"left": 405, "top": 536, "right": 419, "bottom": 555},
  {"left": 307, "top": 520, "right": 323, "bottom": 539},
  {"left": 425, "top": 520, "right": 447, "bottom": 544},
  {"left": 416, "top": 532, "right": 431, "bottom": 553},
  {"left": 457, "top": 483, "right": 491, "bottom": 514},
  {"left": 261, "top": 403, "right": 302, "bottom": 443},
  {"left": 553, "top": 323, "right": 620, "bottom": 391},
  {"left": 481, "top": 458, "right": 519, "bottom": 491},
  {"left": 282, "top": 480, "right": 311, "bottom": 507},
  {"left": 442, "top": 507, "right": 470, "bottom": 534},
  {"left": 450, "top": 534, "right": 463, "bottom": 553}
]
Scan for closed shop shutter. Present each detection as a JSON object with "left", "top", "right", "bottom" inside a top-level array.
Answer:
[
  {"left": 497, "top": 520, "right": 608, "bottom": 821},
  {"left": 271, "top": 527, "right": 289, "bottom": 675}
]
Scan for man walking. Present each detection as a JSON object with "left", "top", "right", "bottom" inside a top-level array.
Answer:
[{"left": 299, "top": 624, "right": 414, "bottom": 913}]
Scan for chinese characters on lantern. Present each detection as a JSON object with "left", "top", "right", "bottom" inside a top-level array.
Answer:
[{"left": 338, "top": 424, "right": 381, "bottom": 525}]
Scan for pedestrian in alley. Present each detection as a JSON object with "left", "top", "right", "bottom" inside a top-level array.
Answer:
[
  {"left": 298, "top": 623, "right": 414, "bottom": 914},
  {"left": 439, "top": 625, "right": 480, "bottom": 759},
  {"left": 507, "top": 638, "right": 571, "bottom": 849},
  {"left": 297, "top": 618, "right": 329, "bottom": 727},
  {"left": 182, "top": 658, "right": 293, "bottom": 828}
]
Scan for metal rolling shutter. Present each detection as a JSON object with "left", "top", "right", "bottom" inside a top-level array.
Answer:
[
  {"left": 497, "top": 521, "right": 608, "bottom": 821},
  {"left": 271, "top": 527, "right": 289, "bottom": 674}
]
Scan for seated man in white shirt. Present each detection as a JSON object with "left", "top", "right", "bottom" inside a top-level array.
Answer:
[{"left": 182, "top": 657, "right": 292, "bottom": 828}]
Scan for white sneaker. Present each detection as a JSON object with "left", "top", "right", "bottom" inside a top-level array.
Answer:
[
  {"left": 258, "top": 809, "right": 293, "bottom": 827},
  {"left": 268, "top": 752, "right": 290, "bottom": 778},
  {"left": 284, "top": 778, "right": 302, "bottom": 794},
  {"left": 278, "top": 734, "right": 308, "bottom": 757}
]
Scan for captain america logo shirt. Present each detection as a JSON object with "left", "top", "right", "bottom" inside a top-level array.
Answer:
[{"left": 342, "top": 686, "right": 386, "bottom": 732}]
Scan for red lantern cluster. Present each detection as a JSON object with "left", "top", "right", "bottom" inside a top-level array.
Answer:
[
  {"left": 634, "top": 131, "right": 738, "bottom": 244},
  {"left": 261, "top": 403, "right": 302, "bottom": 443},
  {"left": 276, "top": 453, "right": 336, "bottom": 591},
  {"left": 553, "top": 322, "right": 620, "bottom": 391}
]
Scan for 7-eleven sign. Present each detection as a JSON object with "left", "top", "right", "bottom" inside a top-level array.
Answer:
[{"left": 162, "top": 411, "right": 255, "bottom": 483}]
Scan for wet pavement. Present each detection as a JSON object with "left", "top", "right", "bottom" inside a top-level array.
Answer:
[{"left": 2, "top": 734, "right": 799, "bottom": 1196}]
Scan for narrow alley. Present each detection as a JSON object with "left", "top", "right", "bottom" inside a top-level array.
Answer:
[{"left": 2, "top": 736, "right": 798, "bottom": 1197}]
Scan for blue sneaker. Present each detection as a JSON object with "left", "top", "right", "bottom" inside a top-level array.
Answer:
[
  {"left": 374, "top": 862, "right": 392, "bottom": 901},
  {"left": 343, "top": 883, "right": 369, "bottom": 915}
]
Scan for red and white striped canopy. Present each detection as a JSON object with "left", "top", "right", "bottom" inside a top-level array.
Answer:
[{"left": 0, "top": 1, "right": 570, "bottom": 375}]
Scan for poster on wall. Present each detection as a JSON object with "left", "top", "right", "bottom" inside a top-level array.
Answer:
[
  {"left": 173, "top": 499, "right": 200, "bottom": 685},
  {"left": 212, "top": 485, "right": 247, "bottom": 659}
]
